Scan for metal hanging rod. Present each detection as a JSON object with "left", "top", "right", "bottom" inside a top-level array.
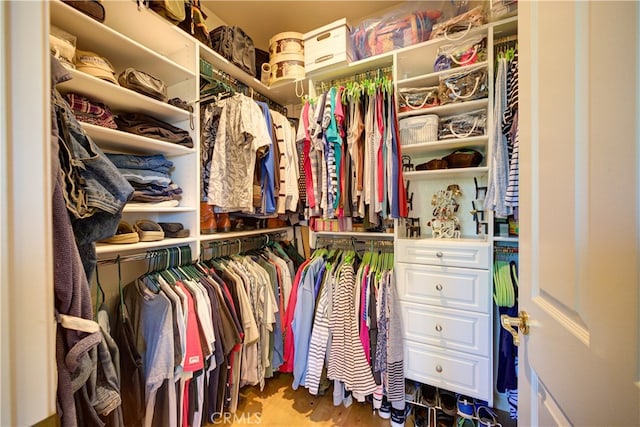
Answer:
[
  {"left": 315, "top": 65, "right": 393, "bottom": 93},
  {"left": 316, "top": 235, "right": 395, "bottom": 251},
  {"left": 494, "top": 245, "right": 519, "bottom": 254},
  {"left": 202, "top": 229, "right": 290, "bottom": 259},
  {"left": 494, "top": 34, "right": 518, "bottom": 45}
]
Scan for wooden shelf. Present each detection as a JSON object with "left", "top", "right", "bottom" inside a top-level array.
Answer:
[
  {"left": 401, "top": 136, "right": 488, "bottom": 155},
  {"left": 397, "top": 61, "right": 489, "bottom": 88},
  {"left": 404, "top": 166, "right": 489, "bottom": 180},
  {"left": 50, "top": 0, "right": 196, "bottom": 84},
  {"left": 123, "top": 205, "right": 195, "bottom": 213},
  {"left": 82, "top": 123, "right": 195, "bottom": 156},
  {"left": 96, "top": 237, "right": 197, "bottom": 256},
  {"left": 57, "top": 69, "right": 192, "bottom": 123},
  {"left": 398, "top": 99, "right": 489, "bottom": 119}
]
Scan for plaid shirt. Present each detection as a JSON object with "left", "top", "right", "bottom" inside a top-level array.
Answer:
[{"left": 65, "top": 93, "right": 117, "bottom": 129}]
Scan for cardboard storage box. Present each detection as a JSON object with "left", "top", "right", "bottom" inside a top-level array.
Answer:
[{"left": 304, "top": 18, "right": 355, "bottom": 74}]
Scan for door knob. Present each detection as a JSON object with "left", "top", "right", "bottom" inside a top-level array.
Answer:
[{"left": 500, "top": 310, "right": 530, "bottom": 346}]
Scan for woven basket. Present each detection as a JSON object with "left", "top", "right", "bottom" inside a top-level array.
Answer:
[{"left": 442, "top": 149, "right": 483, "bottom": 168}]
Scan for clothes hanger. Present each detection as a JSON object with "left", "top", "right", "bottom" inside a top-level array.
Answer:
[
  {"left": 116, "top": 256, "right": 126, "bottom": 323},
  {"left": 94, "top": 264, "right": 105, "bottom": 319}
]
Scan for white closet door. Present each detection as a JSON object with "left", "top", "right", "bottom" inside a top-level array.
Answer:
[{"left": 518, "top": 1, "right": 640, "bottom": 425}]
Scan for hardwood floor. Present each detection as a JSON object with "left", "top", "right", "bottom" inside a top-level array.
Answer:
[
  {"left": 206, "top": 372, "right": 393, "bottom": 426},
  {"left": 203, "top": 372, "right": 519, "bottom": 427}
]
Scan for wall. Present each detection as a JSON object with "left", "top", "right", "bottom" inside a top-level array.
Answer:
[{"left": 1, "top": 1, "right": 57, "bottom": 425}]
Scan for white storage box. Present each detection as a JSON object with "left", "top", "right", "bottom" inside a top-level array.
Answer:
[
  {"left": 304, "top": 18, "right": 355, "bottom": 74},
  {"left": 400, "top": 114, "right": 439, "bottom": 145}
]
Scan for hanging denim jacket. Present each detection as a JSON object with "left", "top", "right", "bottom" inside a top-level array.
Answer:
[{"left": 52, "top": 56, "right": 133, "bottom": 245}]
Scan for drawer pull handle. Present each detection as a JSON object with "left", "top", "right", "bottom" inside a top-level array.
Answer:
[
  {"left": 436, "top": 251, "right": 444, "bottom": 258},
  {"left": 435, "top": 365, "right": 443, "bottom": 373},
  {"left": 435, "top": 284, "right": 443, "bottom": 291},
  {"left": 435, "top": 324, "right": 443, "bottom": 332}
]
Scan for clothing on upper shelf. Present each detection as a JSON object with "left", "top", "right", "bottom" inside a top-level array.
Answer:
[{"left": 201, "top": 93, "right": 299, "bottom": 215}]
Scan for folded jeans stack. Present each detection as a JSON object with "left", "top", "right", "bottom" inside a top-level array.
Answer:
[{"left": 106, "top": 154, "right": 183, "bottom": 206}]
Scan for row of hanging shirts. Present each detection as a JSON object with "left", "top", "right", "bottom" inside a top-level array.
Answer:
[
  {"left": 99, "top": 240, "right": 304, "bottom": 427},
  {"left": 296, "top": 74, "right": 409, "bottom": 227},
  {"left": 200, "top": 91, "right": 300, "bottom": 216},
  {"left": 282, "top": 243, "right": 406, "bottom": 420}
]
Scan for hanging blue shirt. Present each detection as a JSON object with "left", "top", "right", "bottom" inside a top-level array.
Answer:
[{"left": 257, "top": 101, "right": 276, "bottom": 214}]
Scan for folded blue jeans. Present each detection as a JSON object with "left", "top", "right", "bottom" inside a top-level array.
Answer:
[
  {"left": 54, "top": 93, "right": 133, "bottom": 219},
  {"left": 106, "top": 153, "right": 174, "bottom": 175},
  {"left": 117, "top": 167, "right": 172, "bottom": 186}
]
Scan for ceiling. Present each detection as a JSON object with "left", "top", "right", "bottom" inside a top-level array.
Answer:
[{"left": 201, "top": 1, "right": 405, "bottom": 51}]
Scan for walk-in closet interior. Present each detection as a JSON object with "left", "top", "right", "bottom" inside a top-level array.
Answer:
[{"left": 4, "top": 0, "right": 524, "bottom": 426}]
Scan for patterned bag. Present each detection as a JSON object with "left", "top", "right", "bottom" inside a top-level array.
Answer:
[
  {"left": 438, "top": 65, "right": 488, "bottom": 105},
  {"left": 398, "top": 87, "right": 439, "bottom": 113},
  {"left": 433, "top": 36, "right": 488, "bottom": 72},
  {"left": 439, "top": 109, "right": 487, "bottom": 140},
  {"left": 430, "top": 6, "right": 486, "bottom": 41}
]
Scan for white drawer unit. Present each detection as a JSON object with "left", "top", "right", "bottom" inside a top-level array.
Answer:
[
  {"left": 404, "top": 340, "right": 491, "bottom": 401},
  {"left": 396, "top": 239, "right": 493, "bottom": 403},
  {"left": 396, "top": 263, "right": 490, "bottom": 312},
  {"left": 397, "top": 239, "right": 490, "bottom": 268},
  {"left": 401, "top": 301, "right": 491, "bottom": 356}
]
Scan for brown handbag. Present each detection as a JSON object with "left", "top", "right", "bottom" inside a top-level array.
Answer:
[{"left": 442, "top": 149, "right": 483, "bottom": 168}]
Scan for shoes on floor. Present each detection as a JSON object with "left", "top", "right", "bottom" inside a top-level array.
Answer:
[
  {"left": 438, "top": 390, "right": 457, "bottom": 417},
  {"left": 457, "top": 395, "right": 476, "bottom": 419},
  {"left": 420, "top": 384, "right": 438, "bottom": 408},
  {"left": 405, "top": 380, "right": 419, "bottom": 403},
  {"left": 379, "top": 397, "right": 392, "bottom": 419},
  {"left": 476, "top": 406, "right": 501, "bottom": 427},
  {"left": 99, "top": 221, "right": 139, "bottom": 244},
  {"left": 133, "top": 219, "right": 164, "bottom": 242}
]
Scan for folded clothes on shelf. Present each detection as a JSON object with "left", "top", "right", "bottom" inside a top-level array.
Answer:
[
  {"left": 115, "top": 112, "right": 194, "bottom": 148},
  {"left": 65, "top": 93, "right": 118, "bottom": 129}
]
